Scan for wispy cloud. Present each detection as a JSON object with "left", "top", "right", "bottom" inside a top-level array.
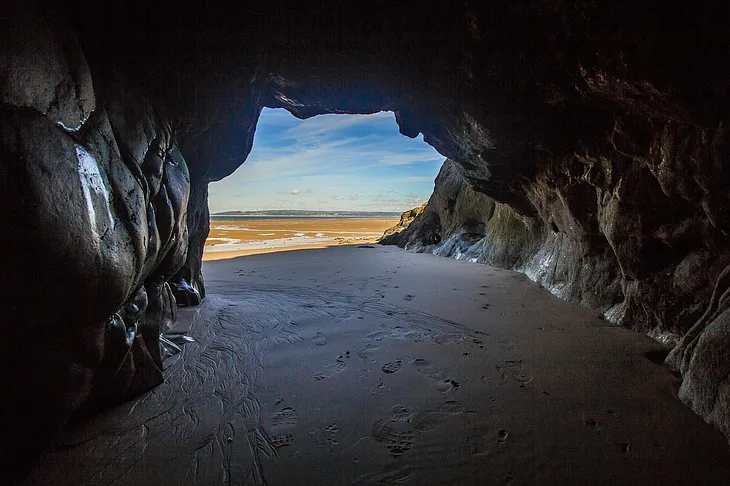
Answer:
[{"left": 378, "top": 153, "right": 443, "bottom": 166}]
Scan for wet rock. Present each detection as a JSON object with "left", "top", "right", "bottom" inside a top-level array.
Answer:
[{"left": 169, "top": 275, "right": 202, "bottom": 307}]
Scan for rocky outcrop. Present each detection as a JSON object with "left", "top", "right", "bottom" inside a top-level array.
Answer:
[
  {"left": 380, "top": 202, "right": 428, "bottom": 243},
  {"left": 2, "top": 0, "right": 730, "bottom": 474}
]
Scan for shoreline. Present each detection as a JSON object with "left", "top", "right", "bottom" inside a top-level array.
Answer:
[
  {"left": 203, "top": 240, "right": 380, "bottom": 261},
  {"left": 203, "top": 217, "right": 397, "bottom": 261}
]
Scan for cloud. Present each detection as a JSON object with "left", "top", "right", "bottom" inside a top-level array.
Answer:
[
  {"left": 333, "top": 196, "right": 346, "bottom": 201},
  {"left": 395, "top": 176, "right": 434, "bottom": 183},
  {"left": 290, "top": 189, "right": 300, "bottom": 194},
  {"left": 378, "top": 153, "right": 443, "bottom": 166},
  {"left": 281, "top": 111, "right": 393, "bottom": 141},
  {"left": 348, "top": 195, "right": 360, "bottom": 201},
  {"left": 305, "top": 189, "right": 313, "bottom": 194}
]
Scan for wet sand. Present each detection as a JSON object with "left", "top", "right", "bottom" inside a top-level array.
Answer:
[
  {"left": 25, "top": 245, "right": 730, "bottom": 485},
  {"left": 204, "top": 218, "right": 398, "bottom": 261}
]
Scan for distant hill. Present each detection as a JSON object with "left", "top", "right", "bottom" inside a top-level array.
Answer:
[{"left": 212, "top": 210, "right": 402, "bottom": 219}]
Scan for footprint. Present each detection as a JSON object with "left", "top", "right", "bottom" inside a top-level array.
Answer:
[
  {"left": 504, "top": 360, "right": 532, "bottom": 387},
  {"left": 382, "top": 359, "right": 403, "bottom": 374},
  {"left": 271, "top": 407, "right": 298, "bottom": 430},
  {"left": 324, "top": 424, "right": 339, "bottom": 433},
  {"left": 412, "top": 401, "right": 463, "bottom": 431},
  {"left": 403, "top": 295, "right": 415, "bottom": 301},
  {"left": 312, "top": 332, "right": 327, "bottom": 346},
  {"left": 437, "top": 400, "right": 464, "bottom": 414},
  {"left": 357, "top": 343, "right": 380, "bottom": 359},
  {"left": 497, "top": 429, "right": 509, "bottom": 444},
  {"left": 366, "top": 330, "right": 387, "bottom": 342},
  {"left": 388, "top": 405, "right": 412, "bottom": 422},
  {"left": 270, "top": 434, "right": 294, "bottom": 448},
  {"left": 435, "top": 379, "right": 461, "bottom": 393},
  {"left": 413, "top": 358, "right": 446, "bottom": 380},
  {"left": 313, "top": 355, "right": 348, "bottom": 380},
  {"left": 372, "top": 419, "right": 416, "bottom": 456}
]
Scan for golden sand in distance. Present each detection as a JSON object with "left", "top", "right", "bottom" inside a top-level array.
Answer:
[{"left": 203, "top": 218, "right": 399, "bottom": 261}]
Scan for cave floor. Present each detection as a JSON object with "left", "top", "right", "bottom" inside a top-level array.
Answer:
[{"left": 26, "top": 245, "right": 730, "bottom": 485}]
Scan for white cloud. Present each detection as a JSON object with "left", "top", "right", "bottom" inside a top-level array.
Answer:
[
  {"left": 378, "top": 153, "right": 442, "bottom": 166},
  {"left": 281, "top": 111, "right": 394, "bottom": 141},
  {"left": 395, "top": 176, "right": 434, "bottom": 183},
  {"left": 290, "top": 189, "right": 300, "bottom": 194}
]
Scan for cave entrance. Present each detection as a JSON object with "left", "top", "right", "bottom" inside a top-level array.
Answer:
[{"left": 203, "top": 108, "right": 444, "bottom": 260}]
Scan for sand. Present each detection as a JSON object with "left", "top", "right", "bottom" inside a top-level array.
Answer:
[
  {"left": 203, "top": 218, "right": 398, "bottom": 261},
  {"left": 25, "top": 245, "right": 730, "bottom": 485}
]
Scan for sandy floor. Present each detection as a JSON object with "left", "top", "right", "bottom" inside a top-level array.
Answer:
[
  {"left": 204, "top": 218, "right": 398, "bottom": 260},
  {"left": 25, "top": 245, "right": 730, "bottom": 485}
]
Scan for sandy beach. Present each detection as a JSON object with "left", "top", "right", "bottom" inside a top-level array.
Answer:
[
  {"left": 25, "top": 245, "right": 730, "bottom": 485},
  {"left": 203, "top": 218, "right": 398, "bottom": 260}
]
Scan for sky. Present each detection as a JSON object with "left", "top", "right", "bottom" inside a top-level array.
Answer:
[{"left": 207, "top": 108, "right": 445, "bottom": 213}]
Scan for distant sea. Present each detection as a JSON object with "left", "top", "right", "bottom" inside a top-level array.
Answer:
[{"left": 211, "top": 210, "right": 402, "bottom": 220}]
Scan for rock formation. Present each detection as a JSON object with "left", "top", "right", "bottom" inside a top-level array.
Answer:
[
  {"left": 1, "top": 0, "right": 729, "bottom": 475},
  {"left": 381, "top": 202, "right": 428, "bottom": 242}
]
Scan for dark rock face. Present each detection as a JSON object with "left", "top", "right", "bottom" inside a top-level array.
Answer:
[
  {"left": 1, "top": 0, "right": 730, "bottom": 472},
  {"left": 0, "top": 0, "right": 191, "bottom": 472}
]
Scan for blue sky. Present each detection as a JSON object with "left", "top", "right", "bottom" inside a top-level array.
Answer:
[{"left": 207, "top": 108, "right": 445, "bottom": 213}]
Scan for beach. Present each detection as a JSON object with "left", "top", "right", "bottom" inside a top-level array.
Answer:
[
  {"left": 25, "top": 245, "right": 730, "bottom": 485},
  {"left": 203, "top": 218, "right": 399, "bottom": 260}
]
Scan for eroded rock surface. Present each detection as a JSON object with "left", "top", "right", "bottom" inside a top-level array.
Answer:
[
  {"left": 0, "top": 0, "right": 191, "bottom": 474},
  {"left": 2, "top": 0, "right": 730, "bottom": 475}
]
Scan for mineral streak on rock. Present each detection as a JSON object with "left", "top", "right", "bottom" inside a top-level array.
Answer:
[{"left": 1, "top": 0, "right": 730, "bottom": 477}]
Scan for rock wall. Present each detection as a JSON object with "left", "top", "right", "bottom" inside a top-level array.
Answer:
[
  {"left": 0, "top": 0, "right": 193, "bottom": 473},
  {"left": 1, "top": 0, "right": 730, "bottom": 474}
]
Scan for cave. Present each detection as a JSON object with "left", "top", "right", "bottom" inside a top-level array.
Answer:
[{"left": 2, "top": 0, "right": 730, "bottom": 483}]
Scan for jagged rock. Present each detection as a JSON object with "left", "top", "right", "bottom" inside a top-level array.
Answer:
[
  {"left": 380, "top": 202, "right": 428, "bottom": 242},
  {"left": 169, "top": 275, "right": 202, "bottom": 307}
]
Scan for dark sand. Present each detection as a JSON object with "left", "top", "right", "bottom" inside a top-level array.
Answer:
[{"left": 25, "top": 245, "right": 730, "bottom": 485}]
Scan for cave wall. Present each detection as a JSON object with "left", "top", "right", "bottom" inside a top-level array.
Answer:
[
  {"left": 0, "top": 0, "right": 193, "bottom": 471},
  {"left": 1, "top": 0, "right": 730, "bottom": 472}
]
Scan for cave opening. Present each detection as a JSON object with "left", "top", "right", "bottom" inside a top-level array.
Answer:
[
  {"left": 4, "top": 0, "right": 730, "bottom": 482},
  {"left": 202, "top": 108, "right": 443, "bottom": 260}
]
